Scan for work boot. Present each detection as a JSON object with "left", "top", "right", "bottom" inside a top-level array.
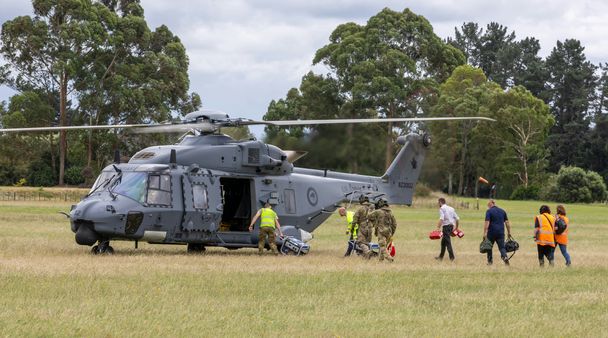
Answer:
[
  {"left": 502, "top": 257, "right": 510, "bottom": 266},
  {"left": 434, "top": 256, "right": 443, "bottom": 261}
]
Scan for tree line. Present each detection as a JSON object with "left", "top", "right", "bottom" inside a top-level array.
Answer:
[
  {"left": 263, "top": 8, "right": 608, "bottom": 201},
  {"left": 0, "top": 5, "right": 606, "bottom": 202},
  {"left": 0, "top": 0, "right": 200, "bottom": 186}
]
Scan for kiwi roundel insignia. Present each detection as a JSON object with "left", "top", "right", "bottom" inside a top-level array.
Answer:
[{"left": 307, "top": 187, "right": 318, "bottom": 206}]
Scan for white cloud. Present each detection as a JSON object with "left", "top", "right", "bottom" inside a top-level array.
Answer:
[{"left": 1, "top": 0, "right": 608, "bottom": 128}]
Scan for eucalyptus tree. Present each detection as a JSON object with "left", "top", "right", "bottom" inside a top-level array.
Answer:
[
  {"left": 312, "top": 8, "right": 464, "bottom": 169},
  {"left": 0, "top": 0, "right": 200, "bottom": 184}
]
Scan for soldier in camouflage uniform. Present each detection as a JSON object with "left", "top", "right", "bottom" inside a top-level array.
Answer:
[
  {"left": 352, "top": 194, "right": 375, "bottom": 258},
  {"left": 369, "top": 198, "right": 396, "bottom": 262}
]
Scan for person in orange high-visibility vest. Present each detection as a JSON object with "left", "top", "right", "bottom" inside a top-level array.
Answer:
[
  {"left": 534, "top": 205, "right": 556, "bottom": 267},
  {"left": 555, "top": 204, "right": 571, "bottom": 266}
]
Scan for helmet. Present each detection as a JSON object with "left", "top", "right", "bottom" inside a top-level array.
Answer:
[
  {"left": 358, "top": 194, "right": 369, "bottom": 204},
  {"left": 375, "top": 198, "right": 388, "bottom": 209}
]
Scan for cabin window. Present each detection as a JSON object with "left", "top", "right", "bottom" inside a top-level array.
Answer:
[
  {"left": 193, "top": 184, "right": 209, "bottom": 209},
  {"left": 147, "top": 174, "right": 171, "bottom": 206},
  {"left": 284, "top": 189, "right": 296, "bottom": 214}
]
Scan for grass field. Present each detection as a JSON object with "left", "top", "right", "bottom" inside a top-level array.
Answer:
[{"left": 0, "top": 195, "right": 607, "bottom": 337}]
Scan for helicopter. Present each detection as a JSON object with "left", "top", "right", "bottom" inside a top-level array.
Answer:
[{"left": 0, "top": 111, "right": 493, "bottom": 254}]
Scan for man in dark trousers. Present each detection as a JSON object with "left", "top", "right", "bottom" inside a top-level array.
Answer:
[
  {"left": 435, "top": 197, "right": 459, "bottom": 261},
  {"left": 483, "top": 199, "right": 512, "bottom": 265}
]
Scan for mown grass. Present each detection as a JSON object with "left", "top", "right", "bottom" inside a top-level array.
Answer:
[{"left": 0, "top": 197, "right": 607, "bottom": 337}]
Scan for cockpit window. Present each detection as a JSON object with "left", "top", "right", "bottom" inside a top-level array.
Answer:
[
  {"left": 89, "top": 171, "right": 115, "bottom": 194},
  {"left": 112, "top": 172, "right": 147, "bottom": 203},
  {"left": 147, "top": 174, "right": 171, "bottom": 206}
]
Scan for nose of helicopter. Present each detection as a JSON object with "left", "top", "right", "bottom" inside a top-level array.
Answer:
[{"left": 70, "top": 197, "right": 132, "bottom": 246}]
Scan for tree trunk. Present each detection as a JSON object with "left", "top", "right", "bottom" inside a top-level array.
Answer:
[
  {"left": 522, "top": 152, "right": 529, "bottom": 187},
  {"left": 385, "top": 121, "right": 393, "bottom": 171},
  {"left": 59, "top": 71, "right": 68, "bottom": 186},
  {"left": 49, "top": 132, "right": 56, "bottom": 178},
  {"left": 458, "top": 132, "right": 469, "bottom": 195},
  {"left": 87, "top": 131, "right": 93, "bottom": 168},
  {"left": 346, "top": 123, "right": 355, "bottom": 172},
  {"left": 448, "top": 172, "right": 453, "bottom": 195}
]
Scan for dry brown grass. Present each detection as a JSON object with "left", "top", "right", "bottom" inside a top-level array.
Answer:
[{"left": 0, "top": 198, "right": 607, "bottom": 337}]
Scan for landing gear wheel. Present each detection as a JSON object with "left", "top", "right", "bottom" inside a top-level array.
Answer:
[
  {"left": 187, "top": 243, "right": 206, "bottom": 253},
  {"left": 91, "top": 241, "right": 114, "bottom": 255}
]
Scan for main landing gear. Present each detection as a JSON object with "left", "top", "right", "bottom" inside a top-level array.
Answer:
[
  {"left": 91, "top": 240, "right": 114, "bottom": 255},
  {"left": 187, "top": 243, "right": 206, "bottom": 253}
]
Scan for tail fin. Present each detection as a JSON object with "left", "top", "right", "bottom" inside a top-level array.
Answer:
[{"left": 381, "top": 133, "right": 430, "bottom": 206}]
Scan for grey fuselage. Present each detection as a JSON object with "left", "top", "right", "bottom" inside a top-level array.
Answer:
[{"left": 69, "top": 133, "right": 428, "bottom": 249}]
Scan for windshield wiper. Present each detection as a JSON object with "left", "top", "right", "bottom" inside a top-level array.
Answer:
[
  {"left": 85, "top": 175, "right": 115, "bottom": 198},
  {"left": 107, "top": 171, "right": 122, "bottom": 201}
]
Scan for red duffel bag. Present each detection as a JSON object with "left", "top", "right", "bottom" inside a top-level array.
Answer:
[
  {"left": 429, "top": 230, "right": 442, "bottom": 240},
  {"left": 452, "top": 229, "right": 464, "bottom": 238},
  {"left": 388, "top": 242, "right": 396, "bottom": 257}
]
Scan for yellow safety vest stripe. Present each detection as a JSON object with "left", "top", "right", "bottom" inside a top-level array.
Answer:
[
  {"left": 346, "top": 211, "right": 357, "bottom": 238},
  {"left": 260, "top": 208, "right": 276, "bottom": 228}
]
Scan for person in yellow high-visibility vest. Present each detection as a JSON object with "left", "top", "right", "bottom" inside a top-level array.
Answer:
[
  {"left": 249, "top": 201, "right": 283, "bottom": 255},
  {"left": 339, "top": 207, "right": 356, "bottom": 256}
]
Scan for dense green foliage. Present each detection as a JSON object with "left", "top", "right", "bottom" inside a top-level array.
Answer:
[
  {"left": 1, "top": 4, "right": 607, "bottom": 204},
  {"left": 264, "top": 8, "right": 464, "bottom": 174},
  {"left": 265, "top": 11, "right": 607, "bottom": 203},
  {"left": 541, "top": 166, "right": 608, "bottom": 203},
  {"left": 0, "top": 0, "right": 200, "bottom": 185}
]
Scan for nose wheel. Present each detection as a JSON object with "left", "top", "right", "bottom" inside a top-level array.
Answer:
[{"left": 91, "top": 240, "right": 114, "bottom": 255}]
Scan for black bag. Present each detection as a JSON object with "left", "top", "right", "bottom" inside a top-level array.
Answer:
[
  {"left": 555, "top": 217, "right": 567, "bottom": 234},
  {"left": 480, "top": 237, "right": 492, "bottom": 253},
  {"left": 505, "top": 235, "right": 519, "bottom": 253}
]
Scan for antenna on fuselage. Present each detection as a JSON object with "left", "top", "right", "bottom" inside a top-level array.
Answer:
[
  {"left": 114, "top": 150, "right": 121, "bottom": 164},
  {"left": 170, "top": 149, "right": 177, "bottom": 168}
]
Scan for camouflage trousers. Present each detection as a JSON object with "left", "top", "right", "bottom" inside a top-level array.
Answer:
[
  {"left": 258, "top": 227, "right": 278, "bottom": 254},
  {"left": 377, "top": 232, "right": 394, "bottom": 262},
  {"left": 356, "top": 227, "right": 372, "bottom": 257}
]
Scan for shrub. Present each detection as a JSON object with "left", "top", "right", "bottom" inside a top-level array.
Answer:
[
  {"left": 0, "top": 164, "right": 18, "bottom": 185},
  {"left": 552, "top": 166, "right": 607, "bottom": 203},
  {"left": 26, "top": 160, "right": 55, "bottom": 187},
  {"left": 414, "top": 182, "right": 432, "bottom": 197},
  {"left": 510, "top": 185, "right": 540, "bottom": 200},
  {"left": 539, "top": 174, "right": 559, "bottom": 201},
  {"left": 13, "top": 178, "right": 27, "bottom": 187},
  {"left": 65, "top": 166, "right": 85, "bottom": 186},
  {"left": 586, "top": 170, "right": 608, "bottom": 202}
]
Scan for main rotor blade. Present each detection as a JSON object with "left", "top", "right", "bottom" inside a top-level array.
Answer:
[
  {"left": 260, "top": 116, "right": 495, "bottom": 126},
  {"left": 131, "top": 122, "right": 216, "bottom": 134},
  {"left": 0, "top": 123, "right": 151, "bottom": 133}
]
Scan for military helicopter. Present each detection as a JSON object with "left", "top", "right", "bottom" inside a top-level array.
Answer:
[{"left": 0, "top": 111, "right": 493, "bottom": 254}]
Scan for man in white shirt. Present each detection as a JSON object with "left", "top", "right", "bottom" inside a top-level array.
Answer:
[{"left": 435, "top": 197, "right": 459, "bottom": 261}]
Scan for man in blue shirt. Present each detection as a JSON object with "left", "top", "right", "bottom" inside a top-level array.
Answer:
[{"left": 483, "top": 200, "right": 512, "bottom": 265}]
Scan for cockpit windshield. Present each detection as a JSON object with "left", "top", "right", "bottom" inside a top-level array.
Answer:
[
  {"left": 89, "top": 170, "right": 171, "bottom": 206},
  {"left": 89, "top": 171, "right": 116, "bottom": 194},
  {"left": 112, "top": 172, "right": 148, "bottom": 203}
]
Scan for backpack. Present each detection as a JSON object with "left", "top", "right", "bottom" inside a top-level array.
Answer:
[
  {"left": 555, "top": 217, "right": 567, "bottom": 235},
  {"left": 479, "top": 237, "right": 492, "bottom": 253}
]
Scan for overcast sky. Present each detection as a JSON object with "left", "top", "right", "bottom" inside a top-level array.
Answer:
[{"left": 1, "top": 0, "right": 607, "bottom": 135}]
